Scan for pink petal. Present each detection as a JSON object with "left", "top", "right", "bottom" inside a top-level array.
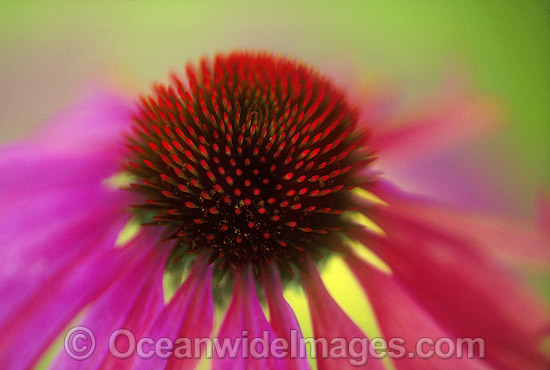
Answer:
[
  {"left": 261, "top": 265, "right": 310, "bottom": 370},
  {"left": 0, "top": 83, "right": 136, "bottom": 370},
  {"left": 364, "top": 74, "right": 504, "bottom": 211},
  {"left": 355, "top": 182, "right": 548, "bottom": 370},
  {"left": 0, "top": 86, "right": 135, "bottom": 205},
  {"left": 50, "top": 229, "right": 168, "bottom": 370},
  {"left": 0, "top": 84, "right": 145, "bottom": 370},
  {"left": 29, "top": 85, "right": 135, "bottom": 157},
  {"left": 0, "top": 144, "right": 128, "bottom": 206},
  {"left": 301, "top": 258, "right": 385, "bottom": 370},
  {"left": 131, "top": 254, "right": 214, "bottom": 370},
  {"left": 346, "top": 253, "right": 492, "bottom": 370},
  {"left": 213, "top": 269, "right": 290, "bottom": 370},
  {"left": 0, "top": 218, "right": 155, "bottom": 370},
  {"left": 370, "top": 180, "right": 550, "bottom": 269},
  {"left": 375, "top": 148, "right": 515, "bottom": 212},
  {"left": 370, "top": 72, "right": 501, "bottom": 169},
  {"left": 0, "top": 187, "right": 131, "bottom": 325},
  {"left": 0, "top": 184, "right": 131, "bottom": 255},
  {"left": 369, "top": 182, "right": 550, "bottom": 271}
]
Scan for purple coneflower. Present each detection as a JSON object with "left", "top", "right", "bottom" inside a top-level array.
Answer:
[{"left": 0, "top": 51, "right": 547, "bottom": 370}]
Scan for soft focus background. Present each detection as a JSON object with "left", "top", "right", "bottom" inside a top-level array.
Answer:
[{"left": 1, "top": 1, "right": 548, "bottom": 368}]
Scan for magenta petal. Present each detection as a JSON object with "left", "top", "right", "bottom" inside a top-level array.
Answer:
[
  {"left": 359, "top": 183, "right": 548, "bottom": 370},
  {"left": 0, "top": 184, "right": 131, "bottom": 255},
  {"left": 0, "top": 217, "right": 153, "bottom": 370},
  {"left": 370, "top": 73, "right": 501, "bottom": 169},
  {"left": 371, "top": 182, "right": 549, "bottom": 270},
  {"left": 0, "top": 188, "right": 131, "bottom": 326},
  {"left": 0, "top": 87, "right": 135, "bottom": 204},
  {"left": 213, "top": 269, "right": 290, "bottom": 370},
  {"left": 366, "top": 75, "right": 503, "bottom": 210},
  {"left": 0, "top": 144, "right": 129, "bottom": 206},
  {"left": 301, "top": 258, "right": 384, "bottom": 370},
  {"left": 346, "top": 254, "right": 492, "bottom": 370},
  {"left": 29, "top": 85, "right": 135, "bottom": 157},
  {"left": 50, "top": 230, "right": 168, "bottom": 370},
  {"left": 131, "top": 255, "right": 214, "bottom": 370},
  {"left": 261, "top": 265, "right": 310, "bottom": 370}
]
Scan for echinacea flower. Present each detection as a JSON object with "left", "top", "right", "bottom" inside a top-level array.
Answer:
[{"left": 1, "top": 51, "right": 548, "bottom": 370}]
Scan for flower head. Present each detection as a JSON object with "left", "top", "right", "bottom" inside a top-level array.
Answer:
[
  {"left": 126, "top": 52, "right": 371, "bottom": 273},
  {"left": 0, "top": 51, "right": 547, "bottom": 370}
]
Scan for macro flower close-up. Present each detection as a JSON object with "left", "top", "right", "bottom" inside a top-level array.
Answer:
[{"left": 1, "top": 2, "right": 548, "bottom": 370}]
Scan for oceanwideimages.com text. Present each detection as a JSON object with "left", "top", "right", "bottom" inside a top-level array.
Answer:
[{"left": 65, "top": 326, "right": 486, "bottom": 366}]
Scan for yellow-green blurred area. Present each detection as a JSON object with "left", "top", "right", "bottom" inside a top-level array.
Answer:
[{"left": 2, "top": 2, "right": 548, "bottom": 369}]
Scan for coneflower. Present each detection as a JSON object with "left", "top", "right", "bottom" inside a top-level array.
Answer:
[
  {"left": 0, "top": 51, "right": 547, "bottom": 370},
  {"left": 126, "top": 53, "right": 371, "bottom": 274}
]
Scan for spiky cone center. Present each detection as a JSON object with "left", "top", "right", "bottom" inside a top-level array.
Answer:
[{"left": 125, "top": 51, "right": 373, "bottom": 272}]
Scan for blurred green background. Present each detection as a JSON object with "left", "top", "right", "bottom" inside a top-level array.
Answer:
[{"left": 1, "top": 1, "right": 548, "bottom": 369}]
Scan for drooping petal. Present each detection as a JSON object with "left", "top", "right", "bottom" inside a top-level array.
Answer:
[
  {"left": 50, "top": 229, "right": 169, "bottom": 370},
  {"left": 0, "top": 145, "right": 127, "bottom": 206},
  {"left": 301, "top": 258, "right": 385, "bottom": 370},
  {"left": 0, "top": 215, "right": 155, "bottom": 370},
  {"left": 0, "top": 186, "right": 131, "bottom": 326},
  {"left": 0, "top": 86, "right": 135, "bottom": 206},
  {"left": 346, "top": 253, "right": 492, "bottom": 370},
  {"left": 0, "top": 183, "right": 130, "bottom": 254},
  {"left": 371, "top": 182, "right": 549, "bottom": 270},
  {"left": 0, "top": 167, "right": 136, "bottom": 370},
  {"left": 356, "top": 182, "right": 549, "bottom": 370},
  {"left": 363, "top": 73, "right": 504, "bottom": 209},
  {"left": 261, "top": 265, "right": 309, "bottom": 370},
  {"left": 213, "top": 269, "right": 290, "bottom": 370},
  {"left": 29, "top": 84, "right": 135, "bottom": 157},
  {"left": 377, "top": 147, "right": 517, "bottom": 212},
  {"left": 370, "top": 72, "right": 501, "bottom": 168},
  {"left": 131, "top": 254, "right": 214, "bottom": 370},
  {"left": 0, "top": 84, "right": 142, "bottom": 370}
]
